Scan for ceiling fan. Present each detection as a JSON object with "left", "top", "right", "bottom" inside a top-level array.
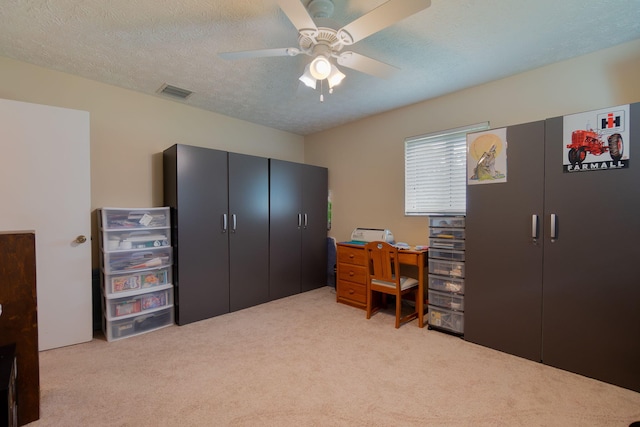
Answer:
[{"left": 219, "top": 0, "right": 432, "bottom": 100}]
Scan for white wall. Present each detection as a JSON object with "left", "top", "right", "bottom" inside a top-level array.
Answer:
[
  {"left": 305, "top": 39, "right": 640, "bottom": 245},
  {"left": 0, "top": 56, "right": 305, "bottom": 209},
  {"left": 0, "top": 56, "right": 305, "bottom": 266}
]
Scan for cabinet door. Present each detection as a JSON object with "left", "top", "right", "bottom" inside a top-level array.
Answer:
[
  {"left": 301, "top": 165, "right": 328, "bottom": 292},
  {"left": 164, "top": 144, "right": 230, "bottom": 325},
  {"left": 542, "top": 105, "right": 640, "bottom": 392},
  {"left": 228, "top": 153, "right": 270, "bottom": 311},
  {"left": 465, "top": 121, "right": 545, "bottom": 362},
  {"left": 269, "top": 159, "right": 303, "bottom": 299}
]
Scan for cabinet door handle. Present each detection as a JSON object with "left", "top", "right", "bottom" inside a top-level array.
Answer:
[
  {"left": 298, "top": 213, "right": 302, "bottom": 228},
  {"left": 231, "top": 214, "right": 237, "bottom": 233},
  {"left": 303, "top": 213, "right": 308, "bottom": 228},
  {"left": 531, "top": 214, "right": 538, "bottom": 241},
  {"left": 222, "top": 214, "right": 228, "bottom": 233},
  {"left": 550, "top": 213, "right": 557, "bottom": 241}
]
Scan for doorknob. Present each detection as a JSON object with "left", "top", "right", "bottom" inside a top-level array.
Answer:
[{"left": 74, "top": 235, "right": 87, "bottom": 244}]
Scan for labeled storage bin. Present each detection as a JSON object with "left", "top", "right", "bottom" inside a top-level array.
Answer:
[
  {"left": 428, "top": 248, "right": 465, "bottom": 262},
  {"left": 429, "top": 258, "right": 465, "bottom": 278},
  {"left": 428, "top": 290, "right": 465, "bottom": 311},
  {"left": 428, "top": 227, "right": 465, "bottom": 240},
  {"left": 104, "top": 307, "right": 174, "bottom": 341},
  {"left": 428, "top": 274, "right": 465, "bottom": 294},
  {"left": 99, "top": 207, "right": 170, "bottom": 230},
  {"left": 428, "top": 216, "right": 465, "bottom": 228},
  {"left": 104, "top": 287, "right": 173, "bottom": 320},
  {"left": 101, "top": 229, "right": 170, "bottom": 252},
  {"left": 429, "top": 238, "right": 465, "bottom": 250},
  {"left": 101, "top": 247, "right": 172, "bottom": 274},
  {"left": 428, "top": 305, "right": 464, "bottom": 334},
  {"left": 103, "top": 267, "right": 172, "bottom": 296}
]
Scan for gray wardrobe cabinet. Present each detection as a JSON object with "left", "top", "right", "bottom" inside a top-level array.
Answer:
[
  {"left": 163, "top": 144, "right": 270, "bottom": 325},
  {"left": 269, "top": 159, "right": 328, "bottom": 300},
  {"left": 163, "top": 144, "right": 328, "bottom": 326}
]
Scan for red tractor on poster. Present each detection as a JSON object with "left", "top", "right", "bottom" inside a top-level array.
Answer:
[{"left": 567, "top": 129, "right": 623, "bottom": 166}]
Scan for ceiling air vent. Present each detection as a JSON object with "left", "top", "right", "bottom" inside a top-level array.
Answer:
[{"left": 157, "top": 83, "right": 193, "bottom": 100}]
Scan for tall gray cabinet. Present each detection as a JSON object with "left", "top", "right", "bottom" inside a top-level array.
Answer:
[
  {"left": 465, "top": 103, "right": 640, "bottom": 393},
  {"left": 163, "top": 144, "right": 269, "bottom": 325},
  {"left": 269, "top": 159, "right": 328, "bottom": 300}
]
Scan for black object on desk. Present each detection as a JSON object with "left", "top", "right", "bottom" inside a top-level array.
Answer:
[{"left": 0, "top": 343, "right": 17, "bottom": 427}]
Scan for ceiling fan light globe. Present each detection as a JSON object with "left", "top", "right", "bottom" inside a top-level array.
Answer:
[
  {"left": 327, "top": 65, "right": 345, "bottom": 88},
  {"left": 310, "top": 56, "right": 331, "bottom": 80},
  {"left": 299, "top": 64, "right": 317, "bottom": 89}
]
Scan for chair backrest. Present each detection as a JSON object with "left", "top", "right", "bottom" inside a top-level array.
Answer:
[{"left": 364, "top": 241, "right": 400, "bottom": 286}]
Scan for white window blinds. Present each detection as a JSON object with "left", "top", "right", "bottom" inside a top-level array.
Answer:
[{"left": 405, "top": 122, "right": 489, "bottom": 215}]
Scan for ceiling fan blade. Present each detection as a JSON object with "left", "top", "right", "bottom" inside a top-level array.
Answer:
[
  {"left": 277, "top": 0, "right": 318, "bottom": 35},
  {"left": 218, "top": 47, "right": 300, "bottom": 60},
  {"left": 337, "top": 0, "right": 431, "bottom": 45},
  {"left": 337, "top": 51, "right": 399, "bottom": 79}
]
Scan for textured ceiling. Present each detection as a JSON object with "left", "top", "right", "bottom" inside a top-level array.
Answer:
[{"left": 1, "top": 0, "right": 639, "bottom": 135}]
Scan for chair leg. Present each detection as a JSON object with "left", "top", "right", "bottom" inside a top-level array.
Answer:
[{"left": 395, "top": 293, "right": 402, "bottom": 328}]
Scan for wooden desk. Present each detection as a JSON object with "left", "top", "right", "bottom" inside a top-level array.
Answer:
[{"left": 336, "top": 242, "right": 427, "bottom": 327}]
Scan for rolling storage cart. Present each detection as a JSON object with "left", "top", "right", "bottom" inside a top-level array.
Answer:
[
  {"left": 98, "top": 207, "right": 174, "bottom": 341},
  {"left": 427, "top": 216, "right": 466, "bottom": 335}
]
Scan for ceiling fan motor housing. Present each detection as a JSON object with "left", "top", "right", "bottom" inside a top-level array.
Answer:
[{"left": 307, "top": 0, "right": 334, "bottom": 18}]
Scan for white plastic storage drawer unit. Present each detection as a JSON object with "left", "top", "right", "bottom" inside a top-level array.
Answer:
[
  {"left": 428, "top": 290, "right": 465, "bottom": 311},
  {"left": 428, "top": 274, "right": 465, "bottom": 294},
  {"left": 104, "top": 286, "right": 173, "bottom": 320},
  {"left": 428, "top": 305, "right": 464, "bottom": 334},
  {"left": 101, "top": 247, "right": 173, "bottom": 275},
  {"left": 429, "top": 238, "right": 465, "bottom": 251},
  {"left": 99, "top": 207, "right": 170, "bottom": 230},
  {"left": 98, "top": 207, "right": 174, "bottom": 342},
  {"left": 103, "top": 267, "right": 172, "bottom": 297},
  {"left": 428, "top": 227, "right": 465, "bottom": 240},
  {"left": 428, "top": 258, "right": 465, "bottom": 278},
  {"left": 428, "top": 216, "right": 466, "bottom": 228},
  {"left": 104, "top": 307, "right": 174, "bottom": 341},
  {"left": 428, "top": 248, "right": 465, "bottom": 262}
]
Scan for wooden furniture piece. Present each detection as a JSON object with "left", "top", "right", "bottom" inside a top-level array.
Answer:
[
  {"left": 337, "top": 242, "right": 427, "bottom": 327},
  {"left": 0, "top": 344, "right": 17, "bottom": 427},
  {"left": 364, "top": 242, "right": 419, "bottom": 328},
  {"left": 0, "top": 232, "right": 39, "bottom": 425}
]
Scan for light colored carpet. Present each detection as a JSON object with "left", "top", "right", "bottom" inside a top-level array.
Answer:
[{"left": 28, "top": 287, "right": 640, "bottom": 426}]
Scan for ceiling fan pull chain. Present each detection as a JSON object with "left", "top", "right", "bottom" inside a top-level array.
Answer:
[{"left": 320, "top": 79, "right": 324, "bottom": 102}]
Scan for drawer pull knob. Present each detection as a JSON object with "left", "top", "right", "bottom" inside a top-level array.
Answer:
[
  {"left": 349, "top": 289, "right": 354, "bottom": 294},
  {"left": 349, "top": 254, "right": 354, "bottom": 259},
  {"left": 349, "top": 271, "right": 354, "bottom": 276}
]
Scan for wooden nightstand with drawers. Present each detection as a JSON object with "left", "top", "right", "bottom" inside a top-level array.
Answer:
[{"left": 336, "top": 243, "right": 368, "bottom": 309}]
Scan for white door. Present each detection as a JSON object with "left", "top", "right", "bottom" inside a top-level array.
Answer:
[{"left": 0, "top": 98, "right": 92, "bottom": 350}]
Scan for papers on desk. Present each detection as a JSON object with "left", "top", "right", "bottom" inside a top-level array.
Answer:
[{"left": 393, "top": 242, "right": 411, "bottom": 249}]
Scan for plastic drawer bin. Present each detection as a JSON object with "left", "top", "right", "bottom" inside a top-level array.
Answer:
[
  {"left": 428, "top": 248, "right": 465, "bottom": 262},
  {"left": 104, "top": 307, "right": 174, "bottom": 341},
  {"left": 428, "top": 305, "right": 464, "bottom": 334},
  {"left": 101, "top": 229, "right": 170, "bottom": 251},
  {"left": 103, "top": 267, "right": 172, "bottom": 296},
  {"left": 428, "top": 290, "right": 465, "bottom": 311},
  {"left": 429, "top": 238, "right": 465, "bottom": 251},
  {"left": 428, "top": 227, "right": 465, "bottom": 240},
  {"left": 429, "top": 259, "right": 465, "bottom": 278},
  {"left": 105, "top": 288, "right": 173, "bottom": 320},
  {"left": 428, "top": 274, "right": 465, "bottom": 294},
  {"left": 99, "top": 207, "right": 170, "bottom": 230},
  {"left": 101, "top": 247, "right": 172, "bottom": 274},
  {"left": 428, "top": 216, "right": 465, "bottom": 228}
]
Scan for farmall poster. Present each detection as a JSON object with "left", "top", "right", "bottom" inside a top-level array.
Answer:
[
  {"left": 563, "top": 104, "right": 630, "bottom": 172},
  {"left": 467, "top": 128, "right": 507, "bottom": 185}
]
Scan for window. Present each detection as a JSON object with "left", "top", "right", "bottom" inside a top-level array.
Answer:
[{"left": 405, "top": 122, "right": 489, "bottom": 215}]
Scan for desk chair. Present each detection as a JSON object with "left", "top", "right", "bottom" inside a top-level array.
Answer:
[{"left": 364, "top": 241, "right": 419, "bottom": 328}]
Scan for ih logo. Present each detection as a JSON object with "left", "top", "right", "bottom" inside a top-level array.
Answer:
[{"left": 597, "top": 110, "right": 625, "bottom": 132}]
